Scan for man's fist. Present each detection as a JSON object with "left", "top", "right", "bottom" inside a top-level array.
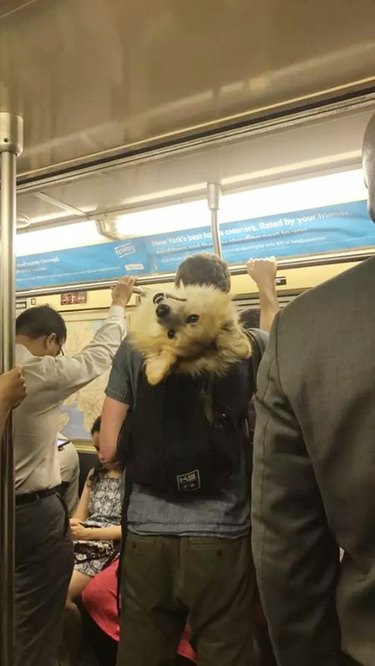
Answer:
[
  {"left": 111, "top": 276, "right": 137, "bottom": 308},
  {"left": 246, "top": 257, "right": 277, "bottom": 289}
]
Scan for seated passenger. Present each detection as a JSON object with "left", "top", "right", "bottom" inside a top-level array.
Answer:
[
  {"left": 64, "top": 416, "right": 123, "bottom": 665},
  {"left": 81, "top": 557, "right": 197, "bottom": 666}
]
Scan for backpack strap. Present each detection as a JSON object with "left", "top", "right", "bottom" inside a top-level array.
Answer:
[
  {"left": 242, "top": 328, "right": 269, "bottom": 488},
  {"left": 245, "top": 328, "right": 269, "bottom": 388}
]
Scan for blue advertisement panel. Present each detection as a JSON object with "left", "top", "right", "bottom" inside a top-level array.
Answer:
[
  {"left": 16, "top": 200, "right": 375, "bottom": 290},
  {"left": 221, "top": 200, "right": 374, "bottom": 264},
  {"left": 16, "top": 238, "right": 152, "bottom": 289},
  {"left": 145, "top": 228, "right": 213, "bottom": 273}
]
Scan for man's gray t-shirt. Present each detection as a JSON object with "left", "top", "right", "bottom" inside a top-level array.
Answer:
[{"left": 105, "top": 340, "right": 250, "bottom": 538}]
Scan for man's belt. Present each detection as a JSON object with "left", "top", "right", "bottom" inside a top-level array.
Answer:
[{"left": 15, "top": 486, "right": 60, "bottom": 506}]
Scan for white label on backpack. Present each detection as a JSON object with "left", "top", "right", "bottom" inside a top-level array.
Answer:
[{"left": 177, "top": 469, "right": 201, "bottom": 493}]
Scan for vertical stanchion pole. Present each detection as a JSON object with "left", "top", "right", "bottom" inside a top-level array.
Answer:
[
  {"left": 0, "top": 112, "right": 23, "bottom": 666},
  {"left": 207, "top": 182, "right": 222, "bottom": 257}
]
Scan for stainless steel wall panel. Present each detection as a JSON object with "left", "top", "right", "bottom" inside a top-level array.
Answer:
[{"left": 0, "top": 0, "right": 374, "bottom": 177}]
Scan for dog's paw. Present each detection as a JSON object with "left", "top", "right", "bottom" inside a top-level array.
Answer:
[
  {"left": 217, "top": 326, "right": 251, "bottom": 360},
  {"left": 236, "top": 335, "right": 252, "bottom": 359},
  {"left": 145, "top": 352, "right": 176, "bottom": 385}
]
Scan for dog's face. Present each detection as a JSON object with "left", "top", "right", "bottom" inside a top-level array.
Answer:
[{"left": 130, "top": 285, "right": 251, "bottom": 385}]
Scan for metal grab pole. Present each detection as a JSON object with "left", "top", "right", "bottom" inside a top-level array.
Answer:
[
  {"left": 207, "top": 182, "right": 222, "bottom": 257},
  {"left": 0, "top": 113, "right": 23, "bottom": 666}
]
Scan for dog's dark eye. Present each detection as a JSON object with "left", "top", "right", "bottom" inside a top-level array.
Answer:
[
  {"left": 168, "top": 329, "right": 175, "bottom": 339},
  {"left": 186, "top": 314, "right": 200, "bottom": 324}
]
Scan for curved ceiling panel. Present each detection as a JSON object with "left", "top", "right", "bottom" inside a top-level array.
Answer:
[
  {"left": 16, "top": 108, "right": 373, "bottom": 230},
  {"left": 1, "top": 0, "right": 374, "bottom": 176}
]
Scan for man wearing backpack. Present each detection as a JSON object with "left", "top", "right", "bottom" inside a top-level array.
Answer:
[{"left": 100, "top": 254, "right": 277, "bottom": 666}]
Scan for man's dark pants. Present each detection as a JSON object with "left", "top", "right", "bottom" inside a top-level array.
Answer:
[
  {"left": 15, "top": 494, "right": 74, "bottom": 666},
  {"left": 117, "top": 533, "right": 256, "bottom": 666}
]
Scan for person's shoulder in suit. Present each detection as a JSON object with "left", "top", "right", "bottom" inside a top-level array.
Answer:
[{"left": 280, "top": 256, "right": 374, "bottom": 325}]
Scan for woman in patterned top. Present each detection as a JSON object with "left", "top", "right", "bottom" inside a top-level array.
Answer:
[{"left": 63, "top": 416, "right": 123, "bottom": 666}]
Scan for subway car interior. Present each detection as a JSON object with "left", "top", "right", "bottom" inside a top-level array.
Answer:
[{"left": 0, "top": 1, "right": 375, "bottom": 665}]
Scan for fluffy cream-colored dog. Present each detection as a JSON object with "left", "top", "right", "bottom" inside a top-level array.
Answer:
[{"left": 129, "top": 285, "right": 251, "bottom": 385}]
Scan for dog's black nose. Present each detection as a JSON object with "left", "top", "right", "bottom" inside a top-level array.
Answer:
[{"left": 156, "top": 303, "right": 171, "bottom": 319}]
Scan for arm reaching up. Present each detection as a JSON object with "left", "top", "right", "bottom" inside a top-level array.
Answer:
[
  {"left": 247, "top": 257, "right": 280, "bottom": 332},
  {"left": 53, "top": 276, "right": 136, "bottom": 400}
]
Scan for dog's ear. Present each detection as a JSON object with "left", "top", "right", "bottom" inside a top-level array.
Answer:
[
  {"left": 216, "top": 325, "right": 251, "bottom": 360},
  {"left": 146, "top": 350, "right": 177, "bottom": 385}
]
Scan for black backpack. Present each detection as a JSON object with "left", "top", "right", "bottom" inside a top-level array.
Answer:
[
  {"left": 115, "top": 327, "right": 269, "bottom": 614},
  {"left": 117, "top": 328, "right": 268, "bottom": 498}
]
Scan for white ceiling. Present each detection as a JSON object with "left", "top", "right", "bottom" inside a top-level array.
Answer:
[{"left": 0, "top": 0, "right": 374, "bottom": 178}]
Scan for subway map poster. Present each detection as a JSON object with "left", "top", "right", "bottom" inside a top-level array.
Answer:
[{"left": 59, "top": 318, "right": 108, "bottom": 441}]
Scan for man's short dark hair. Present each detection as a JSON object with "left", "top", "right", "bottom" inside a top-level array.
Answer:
[
  {"left": 16, "top": 305, "right": 67, "bottom": 344},
  {"left": 91, "top": 416, "right": 101, "bottom": 436},
  {"left": 239, "top": 308, "right": 260, "bottom": 329},
  {"left": 175, "top": 253, "right": 231, "bottom": 293}
]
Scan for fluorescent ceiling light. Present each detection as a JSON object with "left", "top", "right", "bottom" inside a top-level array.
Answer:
[
  {"left": 113, "top": 199, "right": 209, "bottom": 237},
  {"left": 114, "top": 169, "right": 366, "bottom": 236},
  {"left": 16, "top": 169, "right": 367, "bottom": 256},
  {"left": 16, "top": 221, "right": 106, "bottom": 257},
  {"left": 220, "top": 169, "right": 366, "bottom": 223}
]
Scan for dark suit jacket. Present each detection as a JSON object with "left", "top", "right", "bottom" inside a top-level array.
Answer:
[{"left": 252, "top": 257, "right": 375, "bottom": 666}]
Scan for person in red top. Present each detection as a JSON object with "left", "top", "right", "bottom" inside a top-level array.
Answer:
[{"left": 81, "top": 558, "right": 196, "bottom": 665}]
